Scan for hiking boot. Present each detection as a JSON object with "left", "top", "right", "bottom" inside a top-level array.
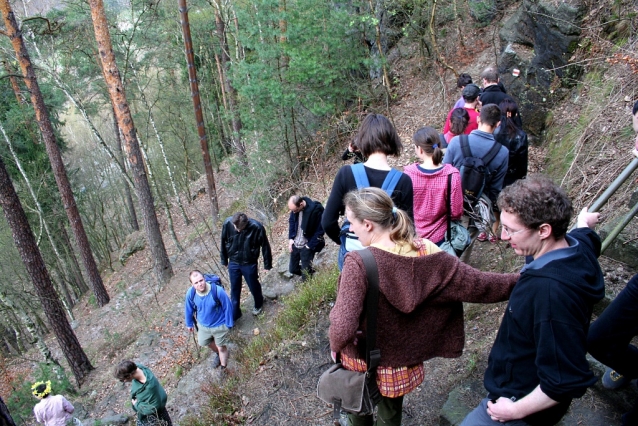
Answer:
[
  {"left": 477, "top": 232, "right": 488, "bottom": 242},
  {"left": 252, "top": 307, "right": 263, "bottom": 316},
  {"left": 211, "top": 352, "right": 221, "bottom": 369},
  {"left": 602, "top": 367, "right": 630, "bottom": 389}
]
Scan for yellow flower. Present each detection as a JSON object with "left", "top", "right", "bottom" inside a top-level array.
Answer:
[{"left": 31, "top": 380, "right": 52, "bottom": 398}]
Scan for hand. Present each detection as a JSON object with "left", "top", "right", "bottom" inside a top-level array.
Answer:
[
  {"left": 331, "top": 351, "right": 337, "bottom": 362},
  {"left": 352, "top": 330, "right": 363, "bottom": 346},
  {"left": 132, "top": 398, "right": 137, "bottom": 406},
  {"left": 576, "top": 207, "right": 600, "bottom": 229},
  {"left": 187, "top": 327, "right": 193, "bottom": 332},
  {"left": 288, "top": 240, "right": 294, "bottom": 253},
  {"left": 487, "top": 397, "right": 519, "bottom": 422}
]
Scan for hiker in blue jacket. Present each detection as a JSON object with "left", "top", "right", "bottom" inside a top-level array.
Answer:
[{"left": 185, "top": 270, "right": 234, "bottom": 370}]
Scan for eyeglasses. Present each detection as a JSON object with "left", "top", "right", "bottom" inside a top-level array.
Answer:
[{"left": 501, "top": 226, "right": 527, "bottom": 238}]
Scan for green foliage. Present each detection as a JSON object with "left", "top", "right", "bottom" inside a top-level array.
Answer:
[{"left": 6, "top": 363, "right": 75, "bottom": 424}]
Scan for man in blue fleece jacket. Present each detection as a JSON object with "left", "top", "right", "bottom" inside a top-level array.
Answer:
[
  {"left": 461, "top": 175, "right": 605, "bottom": 426},
  {"left": 185, "top": 270, "right": 234, "bottom": 370}
]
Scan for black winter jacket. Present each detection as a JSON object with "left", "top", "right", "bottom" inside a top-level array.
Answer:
[
  {"left": 484, "top": 228, "right": 604, "bottom": 425},
  {"left": 288, "top": 197, "right": 326, "bottom": 252},
  {"left": 494, "top": 126, "right": 528, "bottom": 187},
  {"left": 220, "top": 217, "right": 272, "bottom": 269}
]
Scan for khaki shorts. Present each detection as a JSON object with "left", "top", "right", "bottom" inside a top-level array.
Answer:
[{"left": 197, "top": 324, "right": 230, "bottom": 347}]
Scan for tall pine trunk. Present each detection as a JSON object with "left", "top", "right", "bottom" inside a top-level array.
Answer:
[
  {"left": 0, "top": 154, "right": 93, "bottom": 385},
  {"left": 178, "top": 0, "right": 220, "bottom": 218},
  {"left": 0, "top": 0, "right": 110, "bottom": 306},
  {"left": 89, "top": 0, "right": 173, "bottom": 283}
]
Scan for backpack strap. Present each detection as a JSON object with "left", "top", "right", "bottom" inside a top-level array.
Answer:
[
  {"left": 482, "top": 142, "right": 502, "bottom": 168},
  {"left": 350, "top": 163, "right": 370, "bottom": 189},
  {"left": 460, "top": 134, "right": 471, "bottom": 158},
  {"left": 446, "top": 173, "right": 452, "bottom": 242},
  {"left": 380, "top": 168, "right": 401, "bottom": 195}
]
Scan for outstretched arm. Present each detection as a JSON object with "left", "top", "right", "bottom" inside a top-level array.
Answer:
[
  {"left": 576, "top": 207, "right": 600, "bottom": 229},
  {"left": 487, "top": 386, "right": 558, "bottom": 422}
]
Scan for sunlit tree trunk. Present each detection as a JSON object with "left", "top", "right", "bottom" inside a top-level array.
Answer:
[
  {"left": 89, "top": 0, "right": 173, "bottom": 283},
  {"left": 178, "top": 0, "right": 220, "bottom": 218},
  {"left": 0, "top": 0, "right": 110, "bottom": 306},
  {"left": 0, "top": 153, "right": 93, "bottom": 385},
  {"left": 112, "top": 107, "right": 140, "bottom": 231}
]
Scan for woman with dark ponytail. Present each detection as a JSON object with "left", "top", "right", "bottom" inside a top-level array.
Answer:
[
  {"left": 494, "top": 98, "right": 528, "bottom": 187},
  {"left": 329, "top": 188, "right": 519, "bottom": 426},
  {"left": 404, "top": 127, "right": 463, "bottom": 245}
]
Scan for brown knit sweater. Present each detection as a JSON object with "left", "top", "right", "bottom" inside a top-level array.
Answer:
[{"left": 329, "top": 248, "right": 519, "bottom": 367}]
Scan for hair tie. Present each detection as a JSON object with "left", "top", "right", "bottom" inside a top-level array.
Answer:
[
  {"left": 433, "top": 143, "right": 439, "bottom": 149},
  {"left": 32, "top": 380, "right": 51, "bottom": 398},
  {"left": 391, "top": 206, "right": 398, "bottom": 221}
]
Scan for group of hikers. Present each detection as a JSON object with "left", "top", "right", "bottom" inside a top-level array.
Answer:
[{"left": 31, "top": 67, "right": 638, "bottom": 426}]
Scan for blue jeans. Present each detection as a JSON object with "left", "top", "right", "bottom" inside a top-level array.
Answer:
[
  {"left": 228, "top": 262, "right": 263, "bottom": 321},
  {"left": 587, "top": 274, "right": 638, "bottom": 425}
]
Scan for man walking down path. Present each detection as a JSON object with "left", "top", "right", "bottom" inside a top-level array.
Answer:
[
  {"left": 221, "top": 212, "right": 272, "bottom": 321},
  {"left": 460, "top": 175, "right": 605, "bottom": 426},
  {"left": 185, "top": 270, "right": 234, "bottom": 370},
  {"left": 287, "top": 195, "right": 325, "bottom": 281},
  {"left": 114, "top": 361, "right": 172, "bottom": 426}
]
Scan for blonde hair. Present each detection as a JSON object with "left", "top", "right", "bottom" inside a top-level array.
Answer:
[{"left": 344, "top": 187, "right": 417, "bottom": 249}]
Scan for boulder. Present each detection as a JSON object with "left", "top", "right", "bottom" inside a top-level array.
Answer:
[
  {"left": 497, "top": 0, "right": 586, "bottom": 139},
  {"left": 118, "top": 231, "right": 146, "bottom": 264}
]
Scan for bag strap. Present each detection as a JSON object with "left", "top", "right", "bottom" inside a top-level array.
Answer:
[
  {"left": 380, "top": 168, "right": 401, "bottom": 195},
  {"left": 351, "top": 163, "right": 370, "bottom": 189},
  {"left": 358, "top": 249, "right": 381, "bottom": 373},
  {"left": 482, "top": 142, "right": 501, "bottom": 168},
  {"left": 446, "top": 173, "right": 452, "bottom": 242},
  {"left": 439, "top": 133, "right": 448, "bottom": 149},
  {"left": 460, "top": 134, "right": 471, "bottom": 158}
]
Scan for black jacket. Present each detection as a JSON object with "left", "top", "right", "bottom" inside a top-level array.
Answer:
[
  {"left": 288, "top": 198, "right": 325, "bottom": 252},
  {"left": 494, "top": 126, "right": 528, "bottom": 187},
  {"left": 220, "top": 217, "right": 272, "bottom": 269},
  {"left": 484, "top": 228, "right": 604, "bottom": 425}
]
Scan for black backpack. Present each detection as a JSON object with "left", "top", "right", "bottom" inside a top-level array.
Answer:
[
  {"left": 188, "top": 273, "right": 224, "bottom": 330},
  {"left": 458, "top": 134, "right": 501, "bottom": 208}
]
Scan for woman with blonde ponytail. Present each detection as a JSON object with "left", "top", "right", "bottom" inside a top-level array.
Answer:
[{"left": 329, "top": 187, "right": 519, "bottom": 426}]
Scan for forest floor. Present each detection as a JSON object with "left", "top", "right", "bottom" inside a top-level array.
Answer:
[{"left": 9, "top": 21, "right": 638, "bottom": 426}]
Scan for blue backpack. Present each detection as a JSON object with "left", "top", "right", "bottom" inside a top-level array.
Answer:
[{"left": 340, "top": 164, "right": 402, "bottom": 251}]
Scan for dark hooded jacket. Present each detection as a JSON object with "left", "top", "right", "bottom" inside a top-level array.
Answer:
[
  {"left": 288, "top": 197, "right": 325, "bottom": 252},
  {"left": 329, "top": 246, "right": 519, "bottom": 367},
  {"left": 484, "top": 227, "right": 605, "bottom": 425}
]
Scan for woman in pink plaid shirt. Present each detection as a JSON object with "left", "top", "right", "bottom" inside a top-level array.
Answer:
[{"left": 403, "top": 127, "right": 463, "bottom": 245}]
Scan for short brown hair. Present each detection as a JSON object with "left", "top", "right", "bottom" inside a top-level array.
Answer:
[
  {"left": 413, "top": 127, "right": 443, "bottom": 165},
  {"left": 231, "top": 212, "right": 249, "bottom": 231},
  {"left": 480, "top": 104, "right": 502, "bottom": 128},
  {"left": 356, "top": 114, "right": 402, "bottom": 158},
  {"left": 497, "top": 175, "right": 573, "bottom": 239},
  {"left": 114, "top": 360, "right": 137, "bottom": 381}
]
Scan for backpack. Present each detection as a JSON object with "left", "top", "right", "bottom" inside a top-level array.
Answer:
[
  {"left": 188, "top": 274, "right": 224, "bottom": 329},
  {"left": 458, "top": 134, "right": 501, "bottom": 209},
  {"left": 340, "top": 164, "right": 402, "bottom": 252}
]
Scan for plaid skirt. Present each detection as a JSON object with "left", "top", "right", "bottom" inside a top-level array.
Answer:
[{"left": 341, "top": 353, "right": 424, "bottom": 398}]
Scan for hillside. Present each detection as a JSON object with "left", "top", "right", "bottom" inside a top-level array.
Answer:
[{"left": 3, "top": 0, "right": 638, "bottom": 425}]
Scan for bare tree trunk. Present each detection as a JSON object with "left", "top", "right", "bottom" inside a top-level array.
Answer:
[
  {"left": 212, "top": 2, "right": 246, "bottom": 162},
  {"left": 0, "top": 0, "right": 110, "bottom": 306},
  {"left": 89, "top": 0, "right": 173, "bottom": 284},
  {"left": 1, "top": 59, "right": 23, "bottom": 104},
  {"left": 0, "top": 153, "right": 93, "bottom": 384},
  {"left": 139, "top": 145, "right": 184, "bottom": 253},
  {"left": 59, "top": 225, "right": 89, "bottom": 295},
  {"left": 112, "top": 107, "right": 139, "bottom": 231},
  {"left": 178, "top": 0, "right": 220, "bottom": 219},
  {"left": 0, "top": 396, "right": 17, "bottom": 426},
  {"left": 129, "top": 63, "right": 190, "bottom": 225}
]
